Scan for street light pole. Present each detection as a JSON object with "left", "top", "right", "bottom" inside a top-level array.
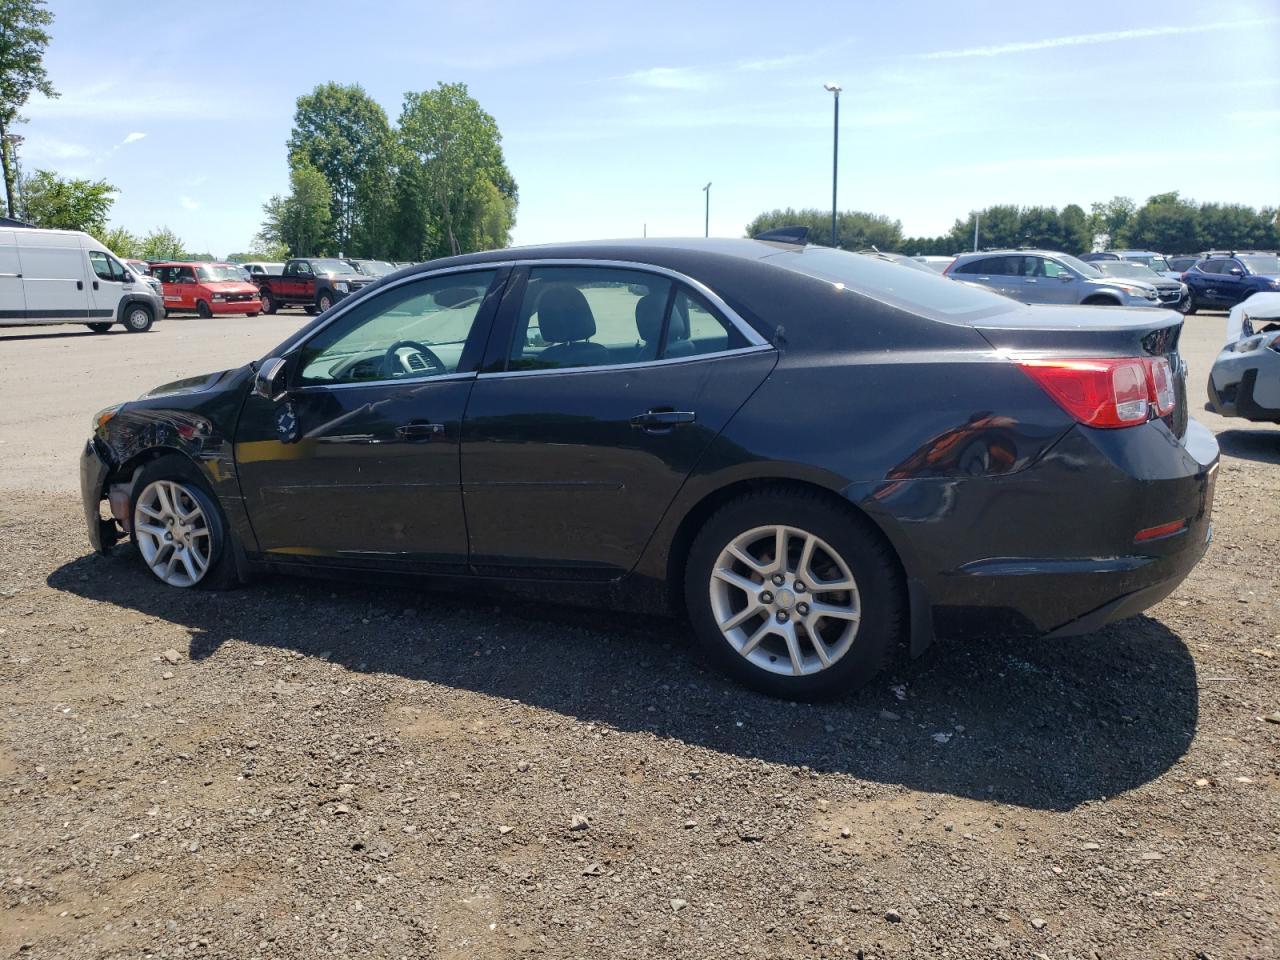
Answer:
[
  {"left": 702, "top": 182, "right": 711, "bottom": 237},
  {"left": 823, "top": 83, "right": 841, "bottom": 248}
]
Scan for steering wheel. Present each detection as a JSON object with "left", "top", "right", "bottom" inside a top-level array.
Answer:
[{"left": 384, "top": 339, "right": 447, "bottom": 378}]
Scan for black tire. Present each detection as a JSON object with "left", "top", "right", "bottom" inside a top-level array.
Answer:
[
  {"left": 684, "top": 488, "right": 904, "bottom": 700},
  {"left": 129, "top": 455, "right": 238, "bottom": 590},
  {"left": 196, "top": 300, "right": 212, "bottom": 319},
  {"left": 86, "top": 322, "right": 113, "bottom": 333},
  {"left": 303, "top": 304, "right": 317, "bottom": 315},
  {"left": 317, "top": 293, "right": 333, "bottom": 313},
  {"left": 1183, "top": 293, "right": 1198, "bottom": 316},
  {"left": 259, "top": 291, "right": 276, "bottom": 315},
  {"left": 1082, "top": 296, "right": 1120, "bottom": 307},
  {"left": 246, "top": 311, "right": 260, "bottom": 318},
  {"left": 122, "top": 303, "right": 154, "bottom": 333}
]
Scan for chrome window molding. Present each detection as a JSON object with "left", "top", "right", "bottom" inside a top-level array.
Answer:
[
  {"left": 294, "top": 370, "right": 476, "bottom": 392},
  {"left": 281, "top": 256, "right": 771, "bottom": 384},
  {"left": 477, "top": 343, "right": 774, "bottom": 381}
]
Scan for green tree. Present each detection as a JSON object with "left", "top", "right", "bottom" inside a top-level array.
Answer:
[
  {"left": 1017, "top": 206, "right": 1065, "bottom": 250},
  {"left": 99, "top": 225, "right": 139, "bottom": 258},
  {"left": 18, "top": 169, "right": 115, "bottom": 233},
  {"left": 1060, "top": 203, "right": 1091, "bottom": 254},
  {"left": 949, "top": 205, "right": 1022, "bottom": 251},
  {"left": 1126, "top": 192, "right": 1201, "bottom": 253},
  {"left": 258, "top": 163, "right": 332, "bottom": 256},
  {"left": 136, "top": 227, "right": 187, "bottom": 261},
  {"left": 398, "top": 82, "right": 517, "bottom": 258},
  {"left": 743, "top": 207, "right": 903, "bottom": 250},
  {"left": 1197, "top": 203, "right": 1273, "bottom": 250},
  {"left": 0, "top": 0, "right": 56, "bottom": 217},
  {"left": 1087, "top": 196, "right": 1137, "bottom": 248},
  {"left": 287, "top": 82, "right": 395, "bottom": 255}
]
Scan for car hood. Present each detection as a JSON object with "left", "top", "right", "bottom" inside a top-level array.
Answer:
[
  {"left": 139, "top": 368, "right": 237, "bottom": 400},
  {"left": 1087, "top": 276, "right": 1158, "bottom": 292}
]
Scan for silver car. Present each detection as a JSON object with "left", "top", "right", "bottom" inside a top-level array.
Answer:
[
  {"left": 947, "top": 250, "right": 1167, "bottom": 308},
  {"left": 1090, "top": 260, "right": 1189, "bottom": 312},
  {"left": 1206, "top": 292, "right": 1280, "bottom": 423}
]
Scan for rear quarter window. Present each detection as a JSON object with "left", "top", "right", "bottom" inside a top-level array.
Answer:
[{"left": 763, "top": 248, "right": 1017, "bottom": 324}]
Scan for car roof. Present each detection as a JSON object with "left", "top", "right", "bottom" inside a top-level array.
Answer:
[{"left": 952, "top": 249, "right": 1065, "bottom": 259}]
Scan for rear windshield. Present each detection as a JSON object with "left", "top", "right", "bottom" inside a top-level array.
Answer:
[{"left": 762, "top": 246, "right": 1018, "bottom": 323}]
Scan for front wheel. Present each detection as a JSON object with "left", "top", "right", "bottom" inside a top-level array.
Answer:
[
  {"left": 259, "top": 291, "right": 275, "bottom": 314},
  {"left": 130, "top": 457, "right": 237, "bottom": 589},
  {"left": 122, "top": 303, "right": 154, "bottom": 333},
  {"left": 317, "top": 293, "right": 334, "bottom": 313},
  {"left": 1183, "top": 293, "right": 1198, "bottom": 315},
  {"left": 196, "top": 300, "right": 212, "bottom": 319},
  {"left": 684, "top": 490, "right": 904, "bottom": 700},
  {"left": 86, "top": 322, "right": 112, "bottom": 333}
]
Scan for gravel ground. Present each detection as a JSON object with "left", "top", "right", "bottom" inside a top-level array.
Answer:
[{"left": 1, "top": 314, "right": 1278, "bottom": 959}]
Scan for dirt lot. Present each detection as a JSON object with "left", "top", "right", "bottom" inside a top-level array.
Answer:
[{"left": 1, "top": 312, "right": 1278, "bottom": 959}]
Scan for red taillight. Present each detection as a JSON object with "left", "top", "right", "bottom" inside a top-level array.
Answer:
[
  {"left": 1017, "top": 358, "right": 1151, "bottom": 428},
  {"left": 1146, "top": 356, "right": 1175, "bottom": 415}
]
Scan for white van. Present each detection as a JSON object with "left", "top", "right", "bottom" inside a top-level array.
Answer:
[{"left": 0, "top": 227, "right": 164, "bottom": 333}]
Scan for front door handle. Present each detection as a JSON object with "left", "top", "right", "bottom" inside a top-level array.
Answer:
[
  {"left": 630, "top": 409, "right": 696, "bottom": 431},
  {"left": 76, "top": 280, "right": 84, "bottom": 290},
  {"left": 92, "top": 280, "right": 99, "bottom": 290},
  {"left": 395, "top": 421, "right": 445, "bottom": 441}
]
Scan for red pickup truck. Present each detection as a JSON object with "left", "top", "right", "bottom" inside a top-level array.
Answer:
[{"left": 255, "top": 258, "right": 376, "bottom": 315}]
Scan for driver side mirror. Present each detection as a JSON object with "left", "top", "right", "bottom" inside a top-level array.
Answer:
[
  {"left": 253, "top": 357, "right": 289, "bottom": 402},
  {"left": 1059, "top": 272, "right": 1073, "bottom": 281},
  {"left": 1229, "top": 267, "right": 1243, "bottom": 276}
]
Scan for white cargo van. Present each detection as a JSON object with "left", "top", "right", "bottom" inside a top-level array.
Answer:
[{"left": 0, "top": 227, "right": 164, "bottom": 333}]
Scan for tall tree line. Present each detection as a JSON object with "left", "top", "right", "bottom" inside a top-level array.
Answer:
[
  {"left": 260, "top": 81, "right": 517, "bottom": 260},
  {"left": 752, "top": 195, "right": 1279, "bottom": 257}
]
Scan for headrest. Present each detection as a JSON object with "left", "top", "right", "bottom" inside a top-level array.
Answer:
[
  {"left": 536, "top": 284, "right": 596, "bottom": 343},
  {"left": 635, "top": 294, "right": 665, "bottom": 343}
]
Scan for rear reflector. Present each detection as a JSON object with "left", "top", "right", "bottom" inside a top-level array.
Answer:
[
  {"left": 1134, "top": 519, "right": 1188, "bottom": 542},
  {"left": 1017, "top": 358, "right": 1151, "bottom": 428}
]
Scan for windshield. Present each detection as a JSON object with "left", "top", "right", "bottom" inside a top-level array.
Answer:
[
  {"left": 197, "top": 265, "right": 248, "bottom": 281},
  {"left": 1240, "top": 254, "right": 1280, "bottom": 275},
  {"left": 1058, "top": 253, "right": 1102, "bottom": 278},
  {"left": 311, "top": 258, "right": 360, "bottom": 276},
  {"left": 1094, "top": 261, "right": 1161, "bottom": 280},
  {"left": 766, "top": 246, "right": 1018, "bottom": 323},
  {"left": 1124, "top": 254, "right": 1171, "bottom": 272}
]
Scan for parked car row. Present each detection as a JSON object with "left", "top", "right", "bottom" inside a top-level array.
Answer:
[{"left": 944, "top": 250, "right": 1189, "bottom": 311}]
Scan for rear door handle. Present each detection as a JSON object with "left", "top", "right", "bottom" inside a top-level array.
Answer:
[
  {"left": 630, "top": 409, "right": 696, "bottom": 431},
  {"left": 395, "top": 421, "right": 445, "bottom": 441}
]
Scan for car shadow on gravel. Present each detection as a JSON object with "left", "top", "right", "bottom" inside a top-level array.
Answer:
[
  {"left": 48, "top": 551, "right": 1199, "bottom": 813},
  {"left": 1216, "top": 428, "right": 1280, "bottom": 464}
]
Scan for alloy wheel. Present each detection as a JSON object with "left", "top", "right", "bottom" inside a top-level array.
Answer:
[
  {"left": 708, "top": 524, "right": 861, "bottom": 676},
  {"left": 133, "top": 479, "right": 213, "bottom": 587}
]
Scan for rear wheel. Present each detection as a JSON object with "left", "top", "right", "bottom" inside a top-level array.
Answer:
[
  {"left": 122, "top": 303, "right": 153, "bottom": 333},
  {"left": 303, "top": 304, "right": 317, "bottom": 315},
  {"left": 259, "top": 291, "right": 275, "bottom": 314},
  {"left": 86, "top": 322, "right": 112, "bottom": 333},
  {"left": 196, "top": 300, "right": 212, "bottom": 319},
  {"left": 246, "top": 311, "right": 260, "bottom": 317},
  {"left": 684, "top": 490, "right": 903, "bottom": 700},
  {"left": 129, "top": 456, "right": 236, "bottom": 590}
]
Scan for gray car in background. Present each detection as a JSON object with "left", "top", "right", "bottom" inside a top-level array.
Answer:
[
  {"left": 946, "top": 250, "right": 1168, "bottom": 308},
  {"left": 1091, "top": 259, "right": 1189, "bottom": 312}
]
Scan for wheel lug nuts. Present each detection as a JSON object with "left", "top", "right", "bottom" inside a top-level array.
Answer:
[
  {"left": 795, "top": 582, "right": 806, "bottom": 593},
  {"left": 776, "top": 610, "right": 789, "bottom": 623},
  {"left": 797, "top": 602, "right": 809, "bottom": 616},
  {"left": 772, "top": 574, "right": 784, "bottom": 586},
  {"left": 760, "top": 591, "right": 773, "bottom": 604}
]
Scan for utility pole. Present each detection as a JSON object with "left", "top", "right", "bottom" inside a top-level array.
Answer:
[
  {"left": 702, "top": 182, "right": 711, "bottom": 237},
  {"left": 824, "top": 83, "right": 841, "bottom": 247},
  {"left": 973, "top": 212, "right": 981, "bottom": 252}
]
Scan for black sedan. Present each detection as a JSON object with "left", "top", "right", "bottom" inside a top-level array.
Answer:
[{"left": 81, "top": 239, "right": 1218, "bottom": 699}]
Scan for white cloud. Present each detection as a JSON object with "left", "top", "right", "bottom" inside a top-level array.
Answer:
[
  {"left": 612, "top": 66, "right": 710, "bottom": 91},
  {"left": 921, "top": 18, "right": 1279, "bottom": 59},
  {"left": 180, "top": 196, "right": 200, "bottom": 211},
  {"left": 121, "top": 132, "right": 147, "bottom": 145}
]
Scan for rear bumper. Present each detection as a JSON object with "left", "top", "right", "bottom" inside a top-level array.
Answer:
[
  {"left": 1207, "top": 343, "right": 1280, "bottom": 422},
  {"left": 80, "top": 439, "right": 113, "bottom": 554},
  {"left": 882, "top": 418, "right": 1219, "bottom": 638}
]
